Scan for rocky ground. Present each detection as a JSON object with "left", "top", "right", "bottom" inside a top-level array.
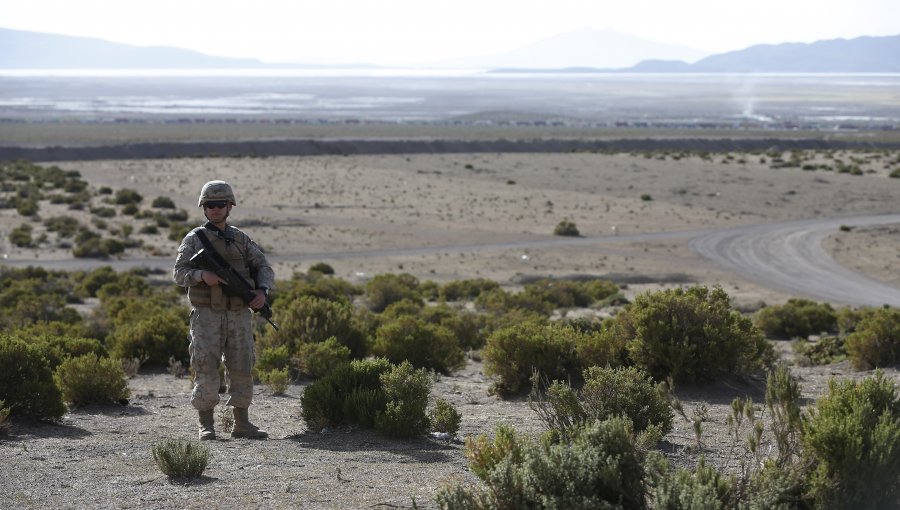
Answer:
[{"left": 2, "top": 148, "right": 900, "bottom": 508}]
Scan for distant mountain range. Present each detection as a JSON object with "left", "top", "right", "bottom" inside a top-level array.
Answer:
[
  {"left": 1, "top": 26, "right": 898, "bottom": 72},
  {"left": 501, "top": 34, "right": 900, "bottom": 73},
  {"left": 433, "top": 29, "right": 710, "bottom": 69}
]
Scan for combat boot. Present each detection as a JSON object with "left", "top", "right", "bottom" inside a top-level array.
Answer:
[
  {"left": 231, "top": 407, "right": 268, "bottom": 439},
  {"left": 197, "top": 409, "right": 216, "bottom": 440}
]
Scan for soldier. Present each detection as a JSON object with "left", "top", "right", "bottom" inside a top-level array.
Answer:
[{"left": 173, "top": 180, "right": 274, "bottom": 440}]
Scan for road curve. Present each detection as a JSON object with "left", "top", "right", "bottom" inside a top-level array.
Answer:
[{"left": 689, "top": 214, "right": 900, "bottom": 307}]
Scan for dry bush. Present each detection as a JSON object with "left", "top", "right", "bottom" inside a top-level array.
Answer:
[{"left": 152, "top": 439, "right": 210, "bottom": 479}]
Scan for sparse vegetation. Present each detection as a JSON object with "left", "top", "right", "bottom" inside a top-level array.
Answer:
[
  {"left": 152, "top": 439, "right": 210, "bottom": 479},
  {"left": 54, "top": 353, "right": 130, "bottom": 407},
  {"left": 553, "top": 219, "right": 580, "bottom": 236}
]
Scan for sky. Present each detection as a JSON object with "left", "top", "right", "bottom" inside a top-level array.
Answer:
[{"left": 2, "top": 0, "right": 899, "bottom": 66}]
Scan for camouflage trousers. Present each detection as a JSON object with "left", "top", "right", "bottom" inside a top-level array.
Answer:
[{"left": 189, "top": 306, "right": 256, "bottom": 411}]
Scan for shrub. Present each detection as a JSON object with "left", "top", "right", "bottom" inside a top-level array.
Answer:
[
  {"left": 300, "top": 358, "right": 433, "bottom": 438},
  {"left": 430, "top": 399, "right": 462, "bottom": 437},
  {"left": 439, "top": 418, "right": 647, "bottom": 510},
  {"left": 640, "top": 193, "right": 653, "bottom": 201},
  {"left": 10, "top": 223, "right": 34, "bottom": 247},
  {"left": 890, "top": 168, "right": 900, "bottom": 178},
  {"left": 531, "top": 366, "right": 672, "bottom": 444},
  {"left": 295, "top": 336, "right": 351, "bottom": 379},
  {"left": 648, "top": 457, "right": 732, "bottom": 510},
  {"left": 421, "top": 304, "right": 489, "bottom": 351},
  {"left": 617, "top": 286, "right": 772, "bottom": 383},
  {"left": 793, "top": 335, "right": 846, "bottom": 366},
  {"left": 375, "top": 361, "right": 432, "bottom": 438},
  {"left": 258, "top": 368, "right": 290, "bottom": 396},
  {"left": 15, "top": 333, "right": 106, "bottom": 369},
  {"left": 152, "top": 439, "right": 210, "bottom": 478},
  {"left": 553, "top": 219, "right": 580, "bottom": 237},
  {"left": 845, "top": 307, "right": 900, "bottom": 369},
  {"left": 261, "top": 296, "right": 366, "bottom": 358},
  {"left": 113, "top": 188, "right": 142, "bottom": 205},
  {"left": 105, "top": 306, "right": 189, "bottom": 366},
  {"left": 802, "top": 372, "right": 900, "bottom": 508},
  {"left": 754, "top": 299, "right": 838, "bottom": 339},
  {"left": 463, "top": 422, "right": 526, "bottom": 481},
  {"left": 372, "top": 316, "right": 465, "bottom": 375},
  {"left": 54, "top": 354, "right": 130, "bottom": 407},
  {"left": 151, "top": 196, "right": 176, "bottom": 209},
  {"left": 439, "top": 279, "right": 500, "bottom": 302},
  {"left": 90, "top": 206, "right": 116, "bottom": 218},
  {"left": 483, "top": 321, "right": 610, "bottom": 397},
  {"left": 0, "top": 399, "right": 9, "bottom": 436},
  {"left": 255, "top": 344, "right": 292, "bottom": 373},
  {"left": 365, "top": 273, "right": 423, "bottom": 312},
  {"left": 43, "top": 216, "right": 81, "bottom": 237},
  {"left": 0, "top": 336, "right": 67, "bottom": 420},
  {"left": 308, "top": 262, "right": 335, "bottom": 275}
]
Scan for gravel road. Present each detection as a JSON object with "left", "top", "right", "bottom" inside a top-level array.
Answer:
[{"left": 689, "top": 213, "right": 900, "bottom": 307}]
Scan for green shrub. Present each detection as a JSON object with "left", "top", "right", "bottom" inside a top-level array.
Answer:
[
  {"left": 255, "top": 344, "right": 292, "bottom": 373},
  {"left": 9, "top": 223, "right": 34, "bottom": 247},
  {"left": 0, "top": 399, "right": 10, "bottom": 436},
  {"left": 152, "top": 439, "right": 210, "bottom": 479},
  {"left": 440, "top": 418, "right": 647, "bottom": 510},
  {"left": 0, "top": 336, "right": 67, "bottom": 420},
  {"left": 259, "top": 367, "right": 290, "bottom": 396},
  {"left": 420, "top": 304, "right": 488, "bottom": 351},
  {"left": 793, "top": 335, "right": 846, "bottom": 366},
  {"left": 802, "top": 371, "right": 900, "bottom": 508},
  {"left": 300, "top": 358, "right": 433, "bottom": 438},
  {"left": 890, "top": 168, "right": 900, "bottom": 178},
  {"left": 640, "top": 194, "right": 653, "bottom": 201},
  {"left": 648, "top": 457, "right": 732, "bottom": 510},
  {"left": 754, "top": 299, "right": 838, "bottom": 339},
  {"left": 43, "top": 216, "right": 81, "bottom": 237},
  {"left": 14, "top": 333, "right": 106, "bottom": 369},
  {"left": 365, "top": 273, "right": 423, "bottom": 312},
  {"left": 845, "top": 307, "right": 900, "bottom": 369},
  {"left": 521, "top": 279, "right": 594, "bottom": 308},
  {"left": 54, "top": 354, "right": 130, "bottom": 407},
  {"left": 105, "top": 306, "right": 189, "bottom": 366},
  {"left": 463, "top": 422, "right": 526, "bottom": 481},
  {"left": 151, "top": 196, "right": 176, "bottom": 209},
  {"left": 308, "top": 262, "right": 335, "bottom": 275},
  {"left": 553, "top": 219, "right": 580, "bottom": 236},
  {"left": 138, "top": 224, "right": 159, "bottom": 234},
  {"left": 16, "top": 198, "right": 39, "bottom": 216},
  {"left": 430, "top": 399, "right": 462, "bottom": 436},
  {"left": 261, "top": 296, "right": 366, "bottom": 358},
  {"left": 618, "top": 286, "right": 773, "bottom": 383},
  {"left": 90, "top": 206, "right": 116, "bottom": 218},
  {"left": 439, "top": 278, "right": 500, "bottom": 301},
  {"left": 531, "top": 366, "right": 672, "bottom": 446},
  {"left": 275, "top": 272, "right": 361, "bottom": 306},
  {"left": 375, "top": 361, "right": 432, "bottom": 438},
  {"left": 295, "top": 336, "right": 351, "bottom": 379},
  {"left": 113, "top": 188, "right": 143, "bottom": 205},
  {"left": 483, "top": 321, "right": 607, "bottom": 396},
  {"left": 372, "top": 316, "right": 465, "bottom": 375}
]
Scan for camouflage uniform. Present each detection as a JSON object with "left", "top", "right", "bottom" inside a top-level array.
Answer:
[{"left": 173, "top": 225, "right": 275, "bottom": 411}]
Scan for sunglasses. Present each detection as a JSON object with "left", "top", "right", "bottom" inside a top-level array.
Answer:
[{"left": 204, "top": 201, "right": 229, "bottom": 210}]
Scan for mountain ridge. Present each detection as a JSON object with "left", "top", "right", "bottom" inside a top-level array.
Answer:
[{"left": 1, "top": 26, "right": 898, "bottom": 72}]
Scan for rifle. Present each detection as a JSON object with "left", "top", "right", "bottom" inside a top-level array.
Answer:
[{"left": 189, "top": 248, "right": 279, "bottom": 330}]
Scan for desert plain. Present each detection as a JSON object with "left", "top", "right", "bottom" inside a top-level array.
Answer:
[{"left": 2, "top": 142, "right": 900, "bottom": 508}]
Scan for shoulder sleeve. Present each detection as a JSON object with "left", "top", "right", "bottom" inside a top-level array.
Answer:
[{"left": 173, "top": 230, "right": 205, "bottom": 287}]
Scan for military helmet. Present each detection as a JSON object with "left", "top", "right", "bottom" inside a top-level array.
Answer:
[{"left": 198, "top": 180, "right": 236, "bottom": 207}]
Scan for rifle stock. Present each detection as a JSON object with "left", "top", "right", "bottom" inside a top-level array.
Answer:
[{"left": 189, "top": 248, "right": 279, "bottom": 330}]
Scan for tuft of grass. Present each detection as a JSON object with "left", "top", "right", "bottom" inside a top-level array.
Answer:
[{"left": 151, "top": 439, "right": 210, "bottom": 479}]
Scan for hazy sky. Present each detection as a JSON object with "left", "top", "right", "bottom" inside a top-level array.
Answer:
[{"left": 2, "top": 0, "right": 898, "bottom": 66}]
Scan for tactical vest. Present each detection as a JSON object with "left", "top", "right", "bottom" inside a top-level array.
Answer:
[{"left": 188, "top": 227, "right": 257, "bottom": 311}]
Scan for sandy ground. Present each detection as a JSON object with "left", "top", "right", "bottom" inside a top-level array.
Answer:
[
  {"left": 2, "top": 149, "right": 900, "bottom": 508},
  {"left": 4, "top": 150, "right": 898, "bottom": 305}
]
